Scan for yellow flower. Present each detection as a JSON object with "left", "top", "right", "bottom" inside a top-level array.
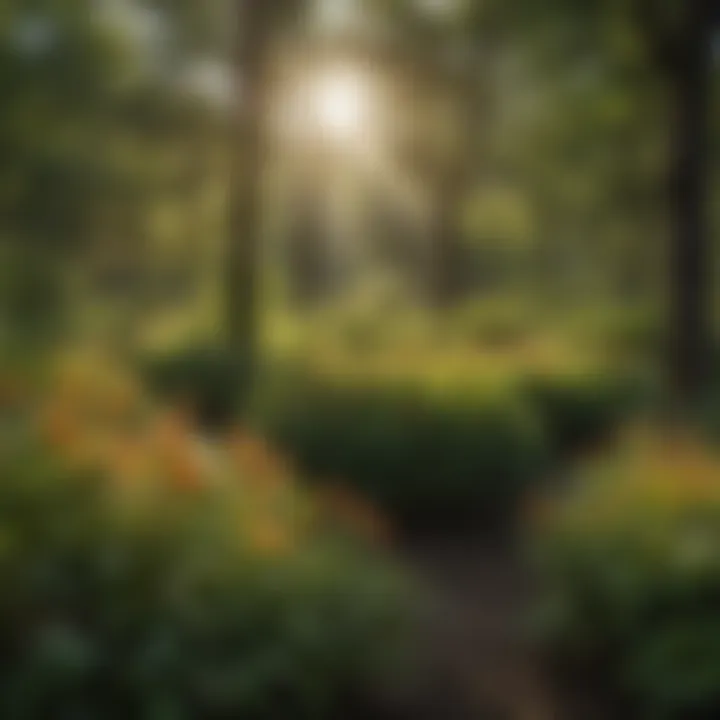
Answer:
[
  {"left": 247, "top": 517, "right": 291, "bottom": 557},
  {"left": 37, "top": 400, "right": 82, "bottom": 453},
  {"left": 146, "top": 409, "right": 207, "bottom": 492},
  {"left": 315, "top": 482, "right": 392, "bottom": 545},
  {"left": 0, "top": 371, "right": 25, "bottom": 409},
  {"left": 226, "top": 429, "right": 291, "bottom": 493},
  {"left": 106, "top": 435, "right": 154, "bottom": 488}
]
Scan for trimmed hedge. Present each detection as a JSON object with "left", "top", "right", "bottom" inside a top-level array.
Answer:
[
  {"left": 249, "top": 361, "right": 646, "bottom": 531},
  {"left": 251, "top": 368, "right": 543, "bottom": 530}
]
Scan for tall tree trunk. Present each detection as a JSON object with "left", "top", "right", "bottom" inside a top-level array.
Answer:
[
  {"left": 227, "top": 1, "right": 274, "bottom": 364},
  {"left": 668, "top": 0, "right": 713, "bottom": 407}
]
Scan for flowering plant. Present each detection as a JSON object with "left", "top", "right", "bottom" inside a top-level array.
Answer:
[
  {"left": 0, "top": 352, "right": 411, "bottom": 718},
  {"left": 532, "top": 426, "right": 720, "bottom": 718}
]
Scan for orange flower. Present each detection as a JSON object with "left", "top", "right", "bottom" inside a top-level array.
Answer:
[
  {"left": 0, "top": 372, "right": 25, "bottom": 409},
  {"left": 248, "top": 518, "right": 291, "bottom": 557},
  {"left": 227, "top": 429, "right": 290, "bottom": 493},
  {"left": 153, "top": 407, "right": 194, "bottom": 442},
  {"left": 37, "top": 400, "right": 82, "bottom": 452},
  {"left": 106, "top": 435, "right": 153, "bottom": 488},
  {"left": 315, "top": 483, "right": 392, "bottom": 545},
  {"left": 164, "top": 450, "right": 205, "bottom": 492},
  {"left": 146, "top": 409, "right": 206, "bottom": 492}
]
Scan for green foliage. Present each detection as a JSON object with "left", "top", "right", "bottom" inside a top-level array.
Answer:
[
  {"left": 0, "top": 246, "right": 67, "bottom": 347},
  {"left": 561, "top": 305, "right": 665, "bottom": 361},
  {"left": 522, "top": 367, "right": 651, "bottom": 457},
  {"left": 143, "top": 345, "right": 253, "bottom": 429},
  {"left": 461, "top": 185, "right": 535, "bottom": 253},
  {"left": 448, "top": 298, "right": 535, "bottom": 349},
  {"left": 250, "top": 336, "right": 646, "bottom": 530},
  {"left": 278, "top": 292, "right": 430, "bottom": 359},
  {"left": 532, "top": 431, "right": 720, "bottom": 718},
  {"left": 251, "top": 365, "right": 548, "bottom": 530},
  {"left": 0, "top": 360, "right": 411, "bottom": 720},
  {"left": 0, "top": 0, "right": 131, "bottom": 247}
]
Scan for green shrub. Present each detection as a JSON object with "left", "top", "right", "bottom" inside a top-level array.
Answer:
[
  {"left": 0, "top": 357, "right": 412, "bottom": 719},
  {"left": 449, "top": 297, "right": 534, "bottom": 349},
  {"left": 250, "top": 354, "right": 645, "bottom": 531},
  {"left": 0, "top": 246, "right": 67, "bottom": 347},
  {"left": 522, "top": 368, "right": 650, "bottom": 457},
  {"left": 543, "top": 304, "right": 664, "bottom": 363},
  {"left": 531, "top": 430, "right": 720, "bottom": 718},
  {"left": 143, "top": 345, "right": 252, "bottom": 428},
  {"left": 251, "top": 367, "right": 548, "bottom": 530},
  {"left": 602, "top": 310, "right": 664, "bottom": 360}
]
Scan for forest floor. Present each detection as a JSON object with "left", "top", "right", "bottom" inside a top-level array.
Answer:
[{"left": 360, "top": 534, "right": 608, "bottom": 720}]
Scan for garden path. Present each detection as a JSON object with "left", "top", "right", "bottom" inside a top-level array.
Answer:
[{"left": 358, "top": 534, "right": 609, "bottom": 720}]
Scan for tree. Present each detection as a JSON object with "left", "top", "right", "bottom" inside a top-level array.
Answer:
[
  {"left": 656, "top": 0, "right": 718, "bottom": 405},
  {"left": 514, "top": 0, "right": 720, "bottom": 406},
  {"left": 227, "top": 0, "right": 303, "bottom": 365},
  {"left": 399, "top": 0, "right": 719, "bottom": 405},
  {"left": 0, "top": 0, "right": 135, "bottom": 344}
]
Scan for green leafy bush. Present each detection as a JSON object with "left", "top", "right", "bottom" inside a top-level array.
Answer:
[
  {"left": 563, "top": 304, "right": 664, "bottom": 361},
  {"left": 143, "top": 345, "right": 252, "bottom": 429},
  {"left": 0, "top": 246, "right": 67, "bottom": 347},
  {"left": 0, "top": 355, "right": 411, "bottom": 719},
  {"left": 531, "top": 429, "right": 720, "bottom": 718},
  {"left": 602, "top": 310, "right": 664, "bottom": 361},
  {"left": 251, "top": 367, "right": 548, "bottom": 530},
  {"left": 522, "top": 368, "right": 650, "bottom": 457},
  {"left": 250, "top": 351, "right": 644, "bottom": 531}
]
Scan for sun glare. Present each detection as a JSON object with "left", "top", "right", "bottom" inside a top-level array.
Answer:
[
  {"left": 312, "top": 69, "right": 368, "bottom": 141},
  {"left": 275, "top": 64, "right": 380, "bottom": 154}
]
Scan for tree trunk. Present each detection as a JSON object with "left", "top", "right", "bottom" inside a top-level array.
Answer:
[
  {"left": 226, "top": 1, "right": 274, "bottom": 364},
  {"left": 668, "top": 0, "right": 713, "bottom": 407}
]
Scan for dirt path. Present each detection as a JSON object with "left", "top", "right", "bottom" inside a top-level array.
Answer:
[{"left": 369, "top": 535, "right": 566, "bottom": 720}]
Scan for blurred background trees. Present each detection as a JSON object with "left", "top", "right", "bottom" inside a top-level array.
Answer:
[
  {"left": 2, "top": 5, "right": 720, "bottom": 716},
  {"left": 0, "top": 0, "right": 718, "bottom": 401}
]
